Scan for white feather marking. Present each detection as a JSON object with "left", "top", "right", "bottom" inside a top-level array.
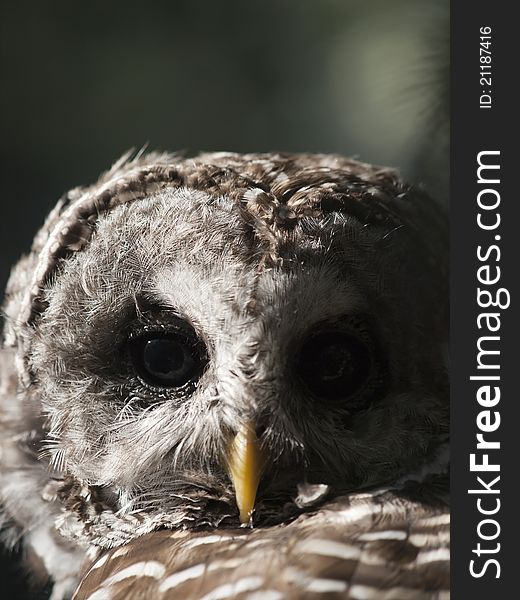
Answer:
[
  {"left": 350, "top": 584, "right": 430, "bottom": 599},
  {"left": 110, "top": 546, "right": 130, "bottom": 559},
  {"left": 208, "top": 558, "right": 246, "bottom": 570},
  {"left": 305, "top": 578, "right": 348, "bottom": 593},
  {"left": 86, "top": 588, "right": 111, "bottom": 600},
  {"left": 198, "top": 576, "right": 264, "bottom": 600},
  {"left": 89, "top": 553, "right": 109, "bottom": 571},
  {"left": 416, "top": 548, "right": 451, "bottom": 564},
  {"left": 357, "top": 552, "right": 388, "bottom": 566},
  {"left": 100, "top": 561, "right": 166, "bottom": 587},
  {"left": 358, "top": 530, "right": 407, "bottom": 541},
  {"left": 293, "top": 538, "right": 361, "bottom": 561},
  {"left": 246, "top": 591, "right": 284, "bottom": 600},
  {"left": 285, "top": 568, "right": 348, "bottom": 593},
  {"left": 158, "top": 563, "right": 206, "bottom": 592},
  {"left": 417, "top": 514, "right": 450, "bottom": 527},
  {"left": 408, "top": 531, "right": 450, "bottom": 547},
  {"left": 331, "top": 501, "right": 386, "bottom": 524},
  {"left": 182, "top": 534, "right": 236, "bottom": 549}
]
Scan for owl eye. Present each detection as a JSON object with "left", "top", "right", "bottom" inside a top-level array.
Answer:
[
  {"left": 129, "top": 334, "right": 205, "bottom": 388},
  {"left": 296, "top": 331, "right": 373, "bottom": 401}
]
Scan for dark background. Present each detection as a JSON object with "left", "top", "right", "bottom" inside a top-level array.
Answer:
[
  {"left": 0, "top": 0, "right": 448, "bottom": 292},
  {"left": 0, "top": 0, "right": 448, "bottom": 597}
]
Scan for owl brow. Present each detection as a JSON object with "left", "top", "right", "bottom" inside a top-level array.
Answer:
[
  {"left": 21, "top": 156, "right": 415, "bottom": 330},
  {"left": 131, "top": 293, "right": 184, "bottom": 321}
]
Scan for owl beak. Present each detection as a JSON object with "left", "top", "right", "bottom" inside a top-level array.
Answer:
[{"left": 226, "top": 421, "right": 265, "bottom": 526}]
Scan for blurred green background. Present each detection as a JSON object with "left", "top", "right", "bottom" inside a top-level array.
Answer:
[
  {"left": 0, "top": 0, "right": 448, "bottom": 293},
  {"left": 1, "top": 1, "right": 448, "bottom": 596}
]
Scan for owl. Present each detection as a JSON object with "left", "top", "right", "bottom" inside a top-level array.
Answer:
[{"left": 0, "top": 151, "right": 449, "bottom": 599}]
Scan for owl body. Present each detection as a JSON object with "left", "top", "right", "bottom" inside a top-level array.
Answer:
[
  {"left": 73, "top": 483, "right": 450, "bottom": 600},
  {"left": 0, "top": 152, "right": 448, "bottom": 598}
]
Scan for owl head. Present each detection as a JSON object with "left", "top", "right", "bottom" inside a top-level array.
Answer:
[{"left": 1, "top": 151, "right": 448, "bottom": 548}]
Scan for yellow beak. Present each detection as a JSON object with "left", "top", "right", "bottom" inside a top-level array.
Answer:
[{"left": 226, "top": 422, "right": 265, "bottom": 525}]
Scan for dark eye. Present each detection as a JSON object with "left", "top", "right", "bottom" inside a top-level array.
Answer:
[
  {"left": 296, "top": 331, "right": 373, "bottom": 401},
  {"left": 129, "top": 334, "right": 205, "bottom": 388}
]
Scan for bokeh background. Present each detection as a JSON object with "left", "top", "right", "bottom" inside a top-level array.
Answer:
[
  {"left": 0, "top": 0, "right": 449, "bottom": 292},
  {"left": 1, "top": 0, "right": 448, "bottom": 596}
]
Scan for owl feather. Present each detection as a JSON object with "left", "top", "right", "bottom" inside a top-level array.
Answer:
[{"left": 0, "top": 151, "right": 448, "bottom": 598}]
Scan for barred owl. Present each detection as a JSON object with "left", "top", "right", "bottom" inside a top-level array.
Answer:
[{"left": 0, "top": 151, "right": 449, "bottom": 599}]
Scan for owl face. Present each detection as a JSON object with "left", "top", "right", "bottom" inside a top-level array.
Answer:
[
  {"left": 26, "top": 178, "right": 447, "bottom": 535},
  {"left": 0, "top": 152, "right": 448, "bottom": 552}
]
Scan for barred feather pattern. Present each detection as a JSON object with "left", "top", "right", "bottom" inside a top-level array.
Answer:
[{"left": 73, "top": 481, "right": 449, "bottom": 600}]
